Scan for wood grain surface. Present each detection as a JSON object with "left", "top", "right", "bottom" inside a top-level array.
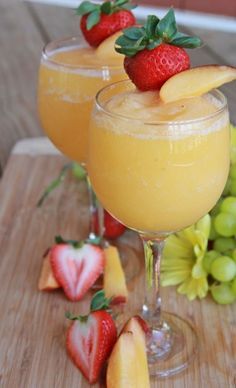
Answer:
[
  {"left": 0, "top": 138, "right": 235, "bottom": 388},
  {"left": 1, "top": 2, "right": 236, "bottom": 171}
]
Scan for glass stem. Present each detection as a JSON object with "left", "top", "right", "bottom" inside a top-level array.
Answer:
[
  {"left": 141, "top": 237, "right": 165, "bottom": 326},
  {"left": 86, "top": 174, "right": 104, "bottom": 240}
]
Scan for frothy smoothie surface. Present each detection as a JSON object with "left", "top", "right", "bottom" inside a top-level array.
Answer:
[
  {"left": 49, "top": 46, "right": 123, "bottom": 68},
  {"left": 105, "top": 89, "right": 220, "bottom": 122}
]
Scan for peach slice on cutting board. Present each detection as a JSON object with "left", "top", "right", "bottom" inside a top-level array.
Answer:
[
  {"left": 103, "top": 245, "right": 128, "bottom": 304},
  {"left": 160, "top": 65, "right": 236, "bottom": 103},
  {"left": 106, "top": 317, "right": 150, "bottom": 388}
]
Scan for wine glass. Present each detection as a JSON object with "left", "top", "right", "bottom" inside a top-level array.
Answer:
[
  {"left": 87, "top": 79, "right": 230, "bottom": 376},
  {"left": 38, "top": 35, "right": 125, "bottom": 239}
]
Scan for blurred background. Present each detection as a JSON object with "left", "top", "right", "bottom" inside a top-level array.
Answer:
[{"left": 0, "top": 0, "right": 236, "bottom": 174}]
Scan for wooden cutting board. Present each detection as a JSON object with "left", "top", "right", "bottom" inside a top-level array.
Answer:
[{"left": 0, "top": 138, "right": 235, "bottom": 388}]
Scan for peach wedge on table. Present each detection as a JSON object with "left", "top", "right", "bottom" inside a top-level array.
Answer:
[
  {"left": 160, "top": 65, "right": 236, "bottom": 103},
  {"left": 38, "top": 250, "right": 60, "bottom": 291},
  {"left": 107, "top": 317, "right": 150, "bottom": 388},
  {"left": 103, "top": 245, "right": 128, "bottom": 304}
]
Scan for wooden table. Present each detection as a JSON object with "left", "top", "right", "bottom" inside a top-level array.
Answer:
[
  {"left": 1, "top": 1, "right": 236, "bottom": 172},
  {"left": 0, "top": 138, "right": 235, "bottom": 388}
]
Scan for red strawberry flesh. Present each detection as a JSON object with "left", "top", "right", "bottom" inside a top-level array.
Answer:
[
  {"left": 124, "top": 43, "right": 190, "bottom": 91},
  {"left": 50, "top": 244, "right": 105, "bottom": 301},
  {"left": 66, "top": 310, "right": 117, "bottom": 383},
  {"left": 81, "top": 10, "right": 135, "bottom": 47}
]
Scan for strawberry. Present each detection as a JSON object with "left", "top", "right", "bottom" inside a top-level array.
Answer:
[
  {"left": 66, "top": 290, "right": 117, "bottom": 384},
  {"left": 94, "top": 209, "right": 126, "bottom": 239},
  {"left": 50, "top": 237, "right": 105, "bottom": 301},
  {"left": 76, "top": 0, "right": 136, "bottom": 47},
  {"left": 115, "top": 10, "right": 202, "bottom": 91},
  {"left": 124, "top": 44, "right": 190, "bottom": 91}
]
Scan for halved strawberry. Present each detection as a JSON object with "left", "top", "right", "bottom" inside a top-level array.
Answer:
[
  {"left": 66, "top": 291, "right": 117, "bottom": 384},
  {"left": 115, "top": 9, "right": 202, "bottom": 91},
  {"left": 50, "top": 239, "right": 105, "bottom": 301},
  {"left": 76, "top": 0, "right": 136, "bottom": 47}
]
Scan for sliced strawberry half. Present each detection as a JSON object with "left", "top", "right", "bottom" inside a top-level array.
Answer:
[
  {"left": 66, "top": 291, "right": 117, "bottom": 384},
  {"left": 50, "top": 242, "right": 105, "bottom": 301}
]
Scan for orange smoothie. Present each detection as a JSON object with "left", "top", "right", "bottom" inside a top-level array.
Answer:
[
  {"left": 38, "top": 40, "right": 125, "bottom": 164},
  {"left": 88, "top": 82, "right": 230, "bottom": 233}
]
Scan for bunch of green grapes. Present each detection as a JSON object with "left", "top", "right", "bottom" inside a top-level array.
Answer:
[{"left": 205, "top": 125, "right": 236, "bottom": 304}]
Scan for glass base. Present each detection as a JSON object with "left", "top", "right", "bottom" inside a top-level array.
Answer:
[{"left": 115, "top": 309, "right": 198, "bottom": 378}]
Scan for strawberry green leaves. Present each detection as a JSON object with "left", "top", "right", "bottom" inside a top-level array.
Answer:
[
  {"left": 76, "top": 0, "right": 136, "bottom": 30},
  {"left": 115, "top": 8, "right": 202, "bottom": 57}
]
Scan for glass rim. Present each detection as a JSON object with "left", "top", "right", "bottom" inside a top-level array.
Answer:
[
  {"left": 95, "top": 79, "right": 228, "bottom": 126},
  {"left": 41, "top": 35, "right": 124, "bottom": 71}
]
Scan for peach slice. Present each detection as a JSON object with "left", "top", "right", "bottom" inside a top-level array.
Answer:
[
  {"left": 122, "top": 317, "right": 150, "bottom": 387},
  {"left": 103, "top": 245, "right": 128, "bottom": 304},
  {"left": 38, "top": 251, "right": 60, "bottom": 291},
  {"left": 160, "top": 65, "right": 236, "bottom": 103},
  {"left": 106, "top": 319, "right": 150, "bottom": 388},
  {"left": 95, "top": 31, "right": 123, "bottom": 61}
]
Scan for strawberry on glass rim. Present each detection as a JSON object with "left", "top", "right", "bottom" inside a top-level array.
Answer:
[
  {"left": 76, "top": 0, "right": 136, "bottom": 47},
  {"left": 66, "top": 290, "right": 117, "bottom": 384},
  {"left": 115, "top": 9, "right": 202, "bottom": 90}
]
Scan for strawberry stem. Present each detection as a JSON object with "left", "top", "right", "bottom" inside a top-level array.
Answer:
[
  {"left": 65, "top": 311, "right": 88, "bottom": 322},
  {"left": 76, "top": 0, "right": 136, "bottom": 30},
  {"left": 37, "top": 163, "right": 72, "bottom": 207},
  {"left": 90, "top": 290, "right": 113, "bottom": 312},
  {"left": 115, "top": 8, "right": 202, "bottom": 57},
  {"left": 54, "top": 235, "right": 102, "bottom": 248},
  {"left": 65, "top": 290, "right": 113, "bottom": 323},
  {"left": 37, "top": 162, "right": 86, "bottom": 207},
  {"left": 55, "top": 235, "right": 84, "bottom": 249}
]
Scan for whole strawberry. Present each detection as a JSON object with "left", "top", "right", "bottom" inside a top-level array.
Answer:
[
  {"left": 76, "top": 0, "right": 136, "bottom": 47},
  {"left": 116, "top": 10, "right": 202, "bottom": 90},
  {"left": 94, "top": 209, "right": 126, "bottom": 239},
  {"left": 66, "top": 290, "right": 117, "bottom": 384}
]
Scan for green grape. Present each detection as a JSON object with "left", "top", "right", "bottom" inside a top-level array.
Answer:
[
  {"left": 214, "top": 212, "right": 236, "bottom": 237},
  {"left": 213, "top": 237, "right": 236, "bottom": 253},
  {"left": 211, "top": 283, "right": 236, "bottom": 304},
  {"left": 220, "top": 196, "right": 236, "bottom": 216},
  {"left": 231, "top": 249, "right": 236, "bottom": 263},
  {"left": 229, "top": 178, "right": 236, "bottom": 196},
  {"left": 209, "top": 219, "right": 219, "bottom": 240},
  {"left": 210, "top": 256, "right": 236, "bottom": 282},
  {"left": 202, "top": 250, "right": 219, "bottom": 273},
  {"left": 231, "top": 277, "right": 236, "bottom": 296},
  {"left": 231, "top": 126, "right": 236, "bottom": 146},
  {"left": 231, "top": 149, "right": 236, "bottom": 164},
  {"left": 210, "top": 199, "right": 223, "bottom": 217},
  {"left": 222, "top": 177, "right": 231, "bottom": 196},
  {"left": 229, "top": 164, "right": 236, "bottom": 180}
]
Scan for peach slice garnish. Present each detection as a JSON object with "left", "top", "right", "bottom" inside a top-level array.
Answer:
[
  {"left": 38, "top": 250, "right": 60, "bottom": 291},
  {"left": 160, "top": 65, "right": 236, "bottom": 103},
  {"left": 106, "top": 318, "right": 150, "bottom": 387},
  {"left": 103, "top": 245, "right": 128, "bottom": 304},
  {"left": 95, "top": 31, "right": 123, "bottom": 62}
]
